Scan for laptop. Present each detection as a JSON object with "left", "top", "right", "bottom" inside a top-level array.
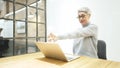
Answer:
[{"left": 35, "top": 42, "right": 80, "bottom": 62}]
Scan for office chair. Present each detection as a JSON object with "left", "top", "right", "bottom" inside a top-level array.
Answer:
[{"left": 97, "top": 40, "right": 107, "bottom": 60}]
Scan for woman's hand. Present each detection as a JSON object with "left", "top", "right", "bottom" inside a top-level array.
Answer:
[{"left": 48, "top": 33, "right": 58, "bottom": 42}]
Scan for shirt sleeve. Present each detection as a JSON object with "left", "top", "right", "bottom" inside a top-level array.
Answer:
[{"left": 57, "top": 24, "right": 98, "bottom": 40}]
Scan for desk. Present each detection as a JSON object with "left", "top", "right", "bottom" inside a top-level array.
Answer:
[{"left": 0, "top": 52, "right": 120, "bottom": 68}]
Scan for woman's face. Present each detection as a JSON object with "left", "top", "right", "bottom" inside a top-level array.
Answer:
[{"left": 78, "top": 12, "right": 90, "bottom": 26}]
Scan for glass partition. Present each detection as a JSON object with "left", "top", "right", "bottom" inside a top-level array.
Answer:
[{"left": 0, "top": 0, "right": 46, "bottom": 57}]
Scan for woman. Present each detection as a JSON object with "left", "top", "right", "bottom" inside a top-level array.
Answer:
[{"left": 48, "top": 7, "right": 98, "bottom": 58}]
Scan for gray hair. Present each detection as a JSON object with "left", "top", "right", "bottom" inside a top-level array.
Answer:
[{"left": 78, "top": 7, "right": 91, "bottom": 15}]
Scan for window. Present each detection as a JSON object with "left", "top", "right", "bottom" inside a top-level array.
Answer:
[{"left": 0, "top": 0, "right": 46, "bottom": 57}]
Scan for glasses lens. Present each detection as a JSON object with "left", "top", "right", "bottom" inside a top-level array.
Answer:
[{"left": 78, "top": 14, "right": 86, "bottom": 18}]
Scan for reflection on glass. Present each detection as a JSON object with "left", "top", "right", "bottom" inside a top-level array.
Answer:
[
  {"left": 28, "top": 23, "right": 36, "bottom": 37},
  {"left": 38, "top": 24, "right": 45, "bottom": 37},
  {"left": 1, "top": 39, "right": 13, "bottom": 57},
  {"left": 38, "top": 37, "right": 45, "bottom": 42},
  {"left": 15, "top": 3, "right": 26, "bottom": 21},
  {"left": 0, "top": 19, "right": 13, "bottom": 38},
  {"left": 28, "top": 7, "right": 36, "bottom": 22},
  {"left": 14, "top": 39, "right": 26, "bottom": 55},
  {"left": 28, "top": 38, "right": 37, "bottom": 53},
  {"left": 38, "top": 10, "right": 45, "bottom": 23},
  {"left": 28, "top": 0, "right": 39, "bottom": 6},
  {"left": 39, "top": 0, "right": 44, "bottom": 9},
  {"left": 9, "top": 0, "right": 40, "bottom": 5},
  {"left": 4, "top": 3, "right": 26, "bottom": 21},
  {"left": 16, "top": 21, "right": 25, "bottom": 37},
  {"left": 29, "top": 0, "right": 41, "bottom": 8}
]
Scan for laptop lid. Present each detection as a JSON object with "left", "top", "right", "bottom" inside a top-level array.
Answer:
[{"left": 35, "top": 42, "right": 68, "bottom": 61}]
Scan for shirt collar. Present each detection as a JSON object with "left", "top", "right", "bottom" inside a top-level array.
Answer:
[{"left": 83, "top": 22, "right": 90, "bottom": 27}]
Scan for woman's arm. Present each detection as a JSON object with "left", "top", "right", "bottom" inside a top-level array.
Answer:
[{"left": 58, "top": 24, "right": 98, "bottom": 40}]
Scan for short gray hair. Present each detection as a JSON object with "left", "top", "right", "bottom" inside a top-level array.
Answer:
[{"left": 78, "top": 7, "right": 91, "bottom": 15}]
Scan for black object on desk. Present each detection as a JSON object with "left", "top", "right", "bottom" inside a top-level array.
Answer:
[{"left": 0, "top": 36, "right": 9, "bottom": 57}]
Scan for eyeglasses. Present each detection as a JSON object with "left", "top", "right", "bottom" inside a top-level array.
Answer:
[{"left": 77, "top": 14, "right": 86, "bottom": 19}]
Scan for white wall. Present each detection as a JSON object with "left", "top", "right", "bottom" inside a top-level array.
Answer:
[{"left": 47, "top": 0, "right": 120, "bottom": 62}]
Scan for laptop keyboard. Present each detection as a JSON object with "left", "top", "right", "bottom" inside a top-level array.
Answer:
[
  {"left": 65, "top": 54, "right": 80, "bottom": 60},
  {"left": 67, "top": 57, "right": 75, "bottom": 60}
]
